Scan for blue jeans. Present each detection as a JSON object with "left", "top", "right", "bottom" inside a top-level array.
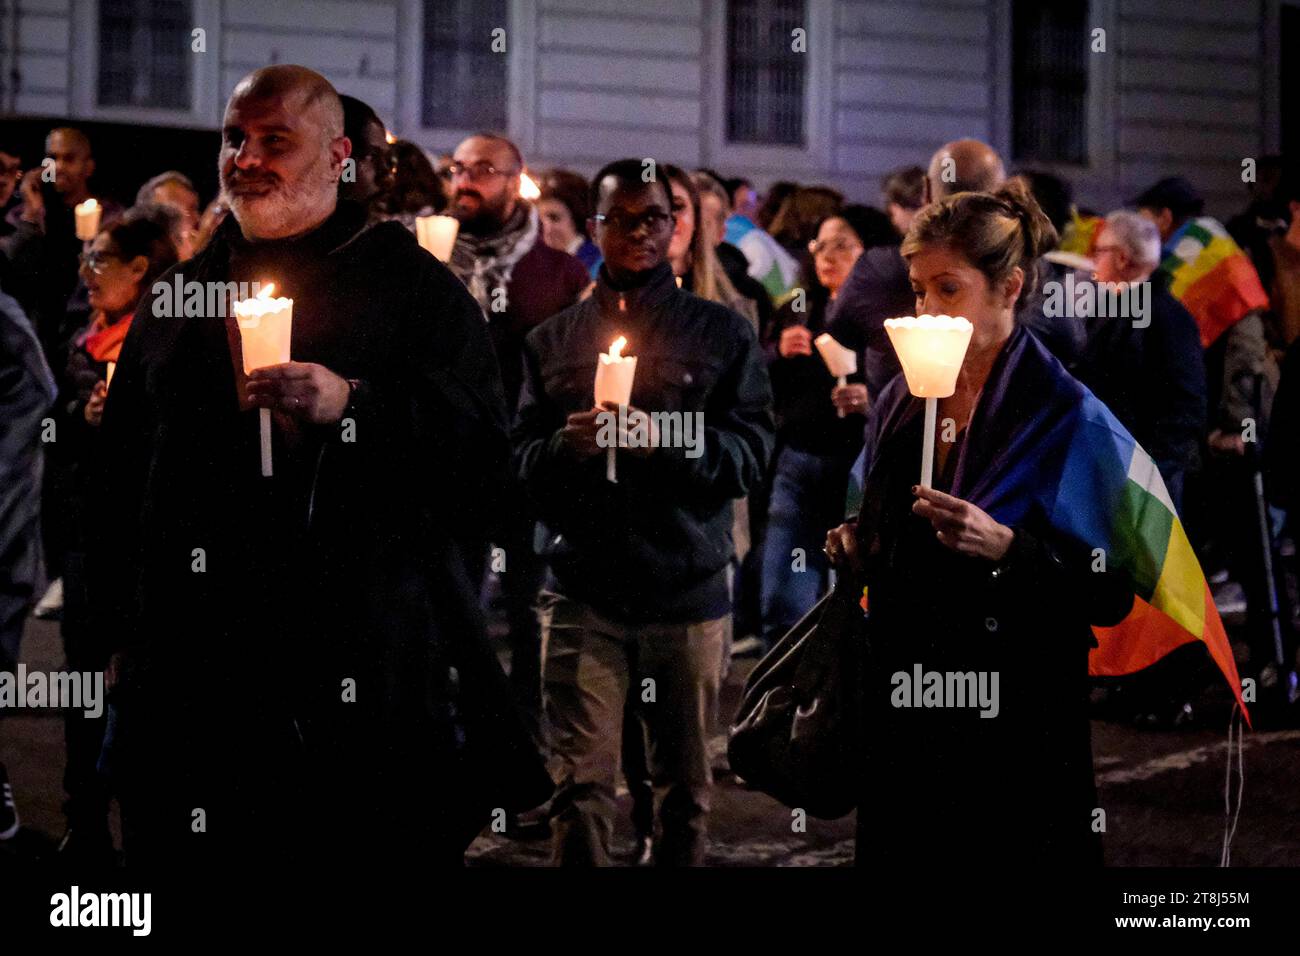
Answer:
[{"left": 760, "top": 447, "right": 846, "bottom": 647}]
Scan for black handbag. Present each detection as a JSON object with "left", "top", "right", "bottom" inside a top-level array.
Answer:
[{"left": 727, "top": 584, "right": 861, "bottom": 820}]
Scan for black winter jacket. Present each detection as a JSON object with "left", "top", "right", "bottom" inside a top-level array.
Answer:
[{"left": 514, "top": 262, "right": 774, "bottom": 624}]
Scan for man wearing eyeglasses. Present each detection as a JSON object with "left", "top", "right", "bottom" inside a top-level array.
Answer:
[
  {"left": 445, "top": 133, "right": 590, "bottom": 779},
  {"left": 515, "top": 158, "right": 774, "bottom": 866}
]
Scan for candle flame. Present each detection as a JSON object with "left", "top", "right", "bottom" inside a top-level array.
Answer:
[
  {"left": 609, "top": 335, "right": 627, "bottom": 360},
  {"left": 257, "top": 282, "right": 276, "bottom": 300},
  {"left": 385, "top": 130, "right": 396, "bottom": 145},
  {"left": 77, "top": 198, "right": 99, "bottom": 213},
  {"left": 519, "top": 172, "right": 541, "bottom": 201}
]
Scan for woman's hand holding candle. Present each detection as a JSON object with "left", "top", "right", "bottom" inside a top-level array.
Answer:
[
  {"left": 778, "top": 325, "right": 813, "bottom": 358},
  {"left": 910, "top": 486, "right": 1014, "bottom": 561},
  {"left": 84, "top": 380, "right": 107, "bottom": 427},
  {"left": 823, "top": 520, "right": 862, "bottom": 576},
  {"left": 246, "top": 361, "right": 351, "bottom": 425},
  {"left": 830, "top": 382, "right": 868, "bottom": 416}
]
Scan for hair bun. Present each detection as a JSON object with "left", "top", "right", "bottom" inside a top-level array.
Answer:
[{"left": 993, "top": 177, "right": 1058, "bottom": 260}]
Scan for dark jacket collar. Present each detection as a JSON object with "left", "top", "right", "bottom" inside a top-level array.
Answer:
[
  {"left": 213, "top": 199, "right": 371, "bottom": 261},
  {"left": 593, "top": 261, "right": 677, "bottom": 316}
]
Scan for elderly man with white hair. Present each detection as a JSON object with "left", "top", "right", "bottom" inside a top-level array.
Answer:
[{"left": 1074, "top": 209, "right": 1206, "bottom": 509}]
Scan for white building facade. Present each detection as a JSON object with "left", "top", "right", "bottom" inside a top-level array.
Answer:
[{"left": 1, "top": 0, "right": 1286, "bottom": 216}]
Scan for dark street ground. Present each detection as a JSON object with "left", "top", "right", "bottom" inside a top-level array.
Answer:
[{"left": 3, "top": 612, "right": 1298, "bottom": 870}]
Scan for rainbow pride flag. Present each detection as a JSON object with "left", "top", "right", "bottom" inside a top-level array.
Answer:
[
  {"left": 1158, "top": 217, "right": 1269, "bottom": 348},
  {"left": 1048, "top": 396, "right": 1246, "bottom": 721},
  {"left": 850, "top": 326, "right": 1248, "bottom": 720},
  {"left": 1058, "top": 209, "right": 1105, "bottom": 259}
]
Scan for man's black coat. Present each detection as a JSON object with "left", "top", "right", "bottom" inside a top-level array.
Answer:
[{"left": 87, "top": 201, "right": 550, "bottom": 865}]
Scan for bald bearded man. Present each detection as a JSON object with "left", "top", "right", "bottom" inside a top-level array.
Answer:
[
  {"left": 828, "top": 138, "right": 1078, "bottom": 400},
  {"left": 88, "top": 66, "right": 550, "bottom": 872}
]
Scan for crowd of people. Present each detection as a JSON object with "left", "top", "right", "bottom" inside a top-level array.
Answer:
[{"left": 0, "top": 63, "right": 1296, "bottom": 869}]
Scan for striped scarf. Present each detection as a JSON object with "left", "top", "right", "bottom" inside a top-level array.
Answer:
[{"left": 447, "top": 205, "right": 539, "bottom": 316}]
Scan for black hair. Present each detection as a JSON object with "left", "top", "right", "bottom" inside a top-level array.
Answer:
[
  {"left": 1014, "top": 168, "right": 1073, "bottom": 235},
  {"left": 588, "top": 158, "right": 674, "bottom": 213},
  {"left": 103, "top": 207, "right": 180, "bottom": 283},
  {"left": 880, "top": 165, "right": 926, "bottom": 212},
  {"left": 834, "top": 204, "right": 898, "bottom": 250},
  {"left": 340, "top": 95, "right": 385, "bottom": 158}
]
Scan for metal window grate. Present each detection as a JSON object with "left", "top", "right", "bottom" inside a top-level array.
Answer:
[
  {"left": 726, "top": 0, "right": 807, "bottom": 146},
  {"left": 422, "top": 0, "right": 508, "bottom": 130},
  {"left": 98, "top": 0, "right": 191, "bottom": 110},
  {"left": 1012, "top": 0, "right": 1089, "bottom": 165}
]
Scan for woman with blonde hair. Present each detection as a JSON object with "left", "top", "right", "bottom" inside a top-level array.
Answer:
[{"left": 824, "top": 179, "right": 1161, "bottom": 866}]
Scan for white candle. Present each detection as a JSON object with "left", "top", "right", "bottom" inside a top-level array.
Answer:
[
  {"left": 882, "top": 315, "right": 974, "bottom": 487},
  {"left": 594, "top": 335, "right": 637, "bottom": 483},
  {"left": 415, "top": 214, "right": 459, "bottom": 262},
  {"left": 814, "top": 332, "right": 858, "bottom": 418},
  {"left": 232, "top": 282, "right": 294, "bottom": 477},
  {"left": 74, "top": 198, "right": 101, "bottom": 240}
]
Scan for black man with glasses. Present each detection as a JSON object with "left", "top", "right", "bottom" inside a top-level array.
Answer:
[
  {"left": 444, "top": 134, "right": 590, "bottom": 796},
  {"left": 514, "top": 158, "right": 773, "bottom": 866}
]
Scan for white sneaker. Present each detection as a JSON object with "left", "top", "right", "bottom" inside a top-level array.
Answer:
[{"left": 33, "top": 578, "right": 63, "bottom": 620}]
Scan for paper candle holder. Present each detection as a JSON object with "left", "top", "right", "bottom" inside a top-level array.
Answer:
[
  {"left": 232, "top": 288, "right": 294, "bottom": 375},
  {"left": 883, "top": 314, "right": 974, "bottom": 488},
  {"left": 415, "top": 215, "right": 459, "bottom": 262},
  {"left": 882, "top": 314, "right": 973, "bottom": 399},
  {"left": 595, "top": 336, "right": 637, "bottom": 482},
  {"left": 814, "top": 332, "right": 858, "bottom": 418},
  {"left": 74, "top": 199, "right": 101, "bottom": 241},
  {"left": 232, "top": 285, "right": 294, "bottom": 478}
]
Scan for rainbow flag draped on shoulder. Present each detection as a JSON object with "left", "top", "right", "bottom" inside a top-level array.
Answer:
[
  {"left": 852, "top": 325, "right": 1248, "bottom": 720},
  {"left": 1157, "top": 217, "right": 1269, "bottom": 348}
]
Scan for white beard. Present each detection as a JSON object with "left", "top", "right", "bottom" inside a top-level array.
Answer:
[{"left": 223, "top": 147, "right": 339, "bottom": 240}]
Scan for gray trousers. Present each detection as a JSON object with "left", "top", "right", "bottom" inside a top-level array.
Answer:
[{"left": 538, "top": 591, "right": 728, "bottom": 866}]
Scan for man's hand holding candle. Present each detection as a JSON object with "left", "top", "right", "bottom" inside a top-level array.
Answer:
[
  {"left": 246, "top": 361, "right": 351, "bottom": 425},
  {"left": 559, "top": 401, "right": 660, "bottom": 461},
  {"left": 559, "top": 407, "right": 606, "bottom": 460}
]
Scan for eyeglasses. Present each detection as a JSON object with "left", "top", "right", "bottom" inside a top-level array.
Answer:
[
  {"left": 590, "top": 210, "right": 675, "bottom": 234},
  {"left": 446, "top": 161, "right": 517, "bottom": 182},
  {"left": 808, "top": 237, "right": 862, "bottom": 257},
  {"left": 78, "top": 251, "right": 118, "bottom": 275}
]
